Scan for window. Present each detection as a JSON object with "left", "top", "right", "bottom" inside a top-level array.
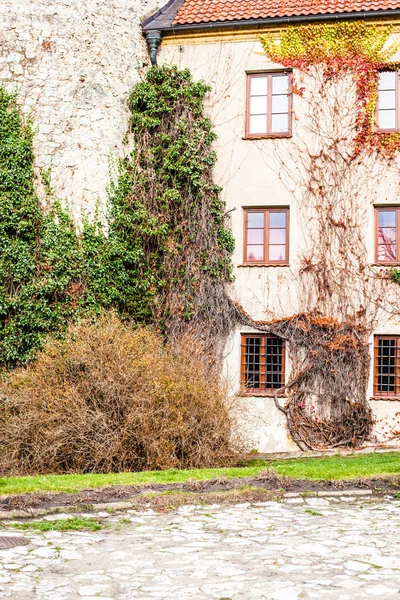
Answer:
[
  {"left": 374, "top": 335, "right": 400, "bottom": 397},
  {"left": 240, "top": 334, "right": 285, "bottom": 394},
  {"left": 244, "top": 208, "right": 289, "bottom": 265},
  {"left": 375, "top": 207, "right": 400, "bottom": 264},
  {"left": 246, "top": 72, "right": 292, "bottom": 137},
  {"left": 377, "top": 71, "right": 400, "bottom": 131}
]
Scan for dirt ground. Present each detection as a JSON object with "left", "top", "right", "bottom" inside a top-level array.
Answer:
[{"left": 1, "top": 473, "right": 399, "bottom": 513}]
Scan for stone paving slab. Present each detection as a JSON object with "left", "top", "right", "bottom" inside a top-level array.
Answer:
[{"left": 0, "top": 497, "right": 399, "bottom": 599}]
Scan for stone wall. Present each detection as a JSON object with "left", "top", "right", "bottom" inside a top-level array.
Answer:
[{"left": 0, "top": 0, "right": 164, "bottom": 215}]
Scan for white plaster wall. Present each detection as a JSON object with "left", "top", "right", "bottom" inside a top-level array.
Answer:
[
  {"left": 224, "top": 328, "right": 297, "bottom": 452},
  {"left": 0, "top": 0, "right": 165, "bottom": 216},
  {"left": 160, "top": 37, "right": 307, "bottom": 325},
  {"left": 160, "top": 31, "right": 400, "bottom": 452},
  {"left": 159, "top": 34, "right": 400, "bottom": 319},
  {"left": 371, "top": 399, "right": 400, "bottom": 442}
]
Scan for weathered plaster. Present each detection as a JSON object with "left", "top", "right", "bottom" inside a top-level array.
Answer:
[
  {"left": 0, "top": 0, "right": 164, "bottom": 216},
  {"left": 160, "top": 32, "right": 400, "bottom": 451}
]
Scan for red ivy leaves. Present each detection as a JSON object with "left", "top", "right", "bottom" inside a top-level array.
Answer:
[{"left": 262, "top": 27, "right": 400, "bottom": 159}]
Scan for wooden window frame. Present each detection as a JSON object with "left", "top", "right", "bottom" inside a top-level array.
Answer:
[
  {"left": 373, "top": 335, "right": 400, "bottom": 398},
  {"left": 243, "top": 207, "right": 289, "bottom": 266},
  {"left": 245, "top": 71, "right": 293, "bottom": 139},
  {"left": 240, "top": 333, "right": 285, "bottom": 396},
  {"left": 374, "top": 206, "right": 400, "bottom": 265},
  {"left": 376, "top": 70, "right": 400, "bottom": 133}
]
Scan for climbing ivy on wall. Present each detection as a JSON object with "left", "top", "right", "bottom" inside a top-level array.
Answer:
[
  {"left": 248, "top": 20, "right": 400, "bottom": 450},
  {"left": 0, "top": 66, "right": 236, "bottom": 366},
  {"left": 0, "top": 88, "right": 85, "bottom": 366},
  {"left": 261, "top": 21, "right": 400, "bottom": 156},
  {"left": 87, "top": 66, "right": 236, "bottom": 350}
]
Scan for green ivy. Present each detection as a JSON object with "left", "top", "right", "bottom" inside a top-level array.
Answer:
[
  {"left": 0, "top": 88, "right": 85, "bottom": 366},
  {"left": 390, "top": 267, "right": 400, "bottom": 285},
  {"left": 0, "top": 66, "right": 235, "bottom": 365},
  {"left": 84, "top": 66, "right": 235, "bottom": 340}
]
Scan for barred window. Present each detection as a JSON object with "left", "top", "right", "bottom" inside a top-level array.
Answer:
[
  {"left": 240, "top": 334, "right": 284, "bottom": 394},
  {"left": 374, "top": 336, "right": 400, "bottom": 397}
]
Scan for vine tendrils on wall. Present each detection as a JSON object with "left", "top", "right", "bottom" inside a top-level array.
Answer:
[
  {"left": 261, "top": 21, "right": 400, "bottom": 157},
  {"left": 239, "top": 21, "right": 400, "bottom": 450}
]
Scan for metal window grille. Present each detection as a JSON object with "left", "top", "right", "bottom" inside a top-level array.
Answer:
[
  {"left": 241, "top": 334, "right": 284, "bottom": 394},
  {"left": 374, "top": 336, "right": 400, "bottom": 396}
]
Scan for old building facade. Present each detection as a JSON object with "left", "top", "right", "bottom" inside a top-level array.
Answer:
[
  {"left": 3, "top": 0, "right": 400, "bottom": 452},
  {"left": 144, "top": 0, "right": 400, "bottom": 451}
]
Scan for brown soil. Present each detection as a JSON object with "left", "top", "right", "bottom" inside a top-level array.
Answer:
[{"left": 0, "top": 473, "right": 399, "bottom": 513}]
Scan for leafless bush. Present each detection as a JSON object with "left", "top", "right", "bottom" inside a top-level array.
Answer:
[
  {"left": 182, "top": 479, "right": 208, "bottom": 492},
  {"left": 256, "top": 467, "right": 292, "bottom": 489},
  {"left": 0, "top": 314, "right": 245, "bottom": 475}
]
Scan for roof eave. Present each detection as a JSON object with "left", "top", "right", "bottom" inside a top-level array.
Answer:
[
  {"left": 142, "top": 8, "right": 400, "bottom": 33},
  {"left": 142, "top": 0, "right": 186, "bottom": 32}
]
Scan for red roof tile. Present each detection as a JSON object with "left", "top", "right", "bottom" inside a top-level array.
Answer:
[{"left": 174, "top": 0, "right": 400, "bottom": 25}]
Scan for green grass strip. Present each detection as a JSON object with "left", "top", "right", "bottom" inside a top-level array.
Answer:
[
  {"left": 10, "top": 517, "right": 105, "bottom": 532},
  {"left": 272, "top": 451, "right": 400, "bottom": 480},
  {"left": 0, "top": 452, "right": 398, "bottom": 497}
]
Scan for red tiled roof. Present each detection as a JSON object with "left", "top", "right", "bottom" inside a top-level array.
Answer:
[{"left": 174, "top": 0, "right": 400, "bottom": 25}]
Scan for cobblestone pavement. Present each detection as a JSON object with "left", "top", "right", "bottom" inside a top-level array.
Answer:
[{"left": 0, "top": 496, "right": 399, "bottom": 600}]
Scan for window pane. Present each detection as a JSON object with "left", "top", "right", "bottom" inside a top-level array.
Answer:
[
  {"left": 379, "top": 71, "right": 396, "bottom": 91},
  {"left": 378, "top": 109, "right": 396, "bottom": 129},
  {"left": 247, "top": 245, "right": 264, "bottom": 261},
  {"left": 377, "top": 209, "right": 397, "bottom": 261},
  {"left": 245, "top": 337, "right": 261, "bottom": 389},
  {"left": 378, "top": 244, "right": 397, "bottom": 261},
  {"left": 377, "top": 338, "right": 396, "bottom": 393},
  {"left": 266, "top": 336, "right": 283, "bottom": 389},
  {"left": 378, "top": 226, "right": 396, "bottom": 245},
  {"left": 378, "top": 210, "right": 396, "bottom": 227},
  {"left": 269, "top": 245, "right": 286, "bottom": 261},
  {"left": 247, "top": 212, "right": 265, "bottom": 228},
  {"left": 272, "top": 75, "right": 289, "bottom": 95},
  {"left": 247, "top": 228, "right": 264, "bottom": 244},
  {"left": 271, "top": 113, "right": 289, "bottom": 133},
  {"left": 250, "top": 76, "right": 268, "bottom": 96},
  {"left": 250, "top": 95, "right": 267, "bottom": 115},
  {"left": 379, "top": 90, "right": 396, "bottom": 110},
  {"left": 269, "top": 228, "right": 286, "bottom": 244},
  {"left": 269, "top": 212, "right": 287, "bottom": 228},
  {"left": 249, "top": 114, "right": 267, "bottom": 134},
  {"left": 272, "top": 95, "right": 289, "bottom": 114},
  {"left": 243, "top": 334, "right": 284, "bottom": 392}
]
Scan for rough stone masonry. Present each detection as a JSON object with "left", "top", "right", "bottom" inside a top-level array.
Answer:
[{"left": 0, "top": 0, "right": 164, "bottom": 216}]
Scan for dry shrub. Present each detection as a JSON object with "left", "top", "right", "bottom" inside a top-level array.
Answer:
[
  {"left": 0, "top": 314, "right": 244, "bottom": 476},
  {"left": 256, "top": 468, "right": 292, "bottom": 490}
]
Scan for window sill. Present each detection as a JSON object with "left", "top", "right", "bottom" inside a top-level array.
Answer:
[
  {"left": 237, "top": 263, "right": 290, "bottom": 268},
  {"left": 239, "top": 392, "right": 286, "bottom": 398},
  {"left": 371, "top": 263, "right": 400, "bottom": 267},
  {"left": 242, "top": 134, "right": 292, "bottom": 140},
  {"left": 375, "top": 129, "right": 400, "bottom": 134},
  {"left": 370, "top": 396, "right": 400, "bottom": 401}
]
